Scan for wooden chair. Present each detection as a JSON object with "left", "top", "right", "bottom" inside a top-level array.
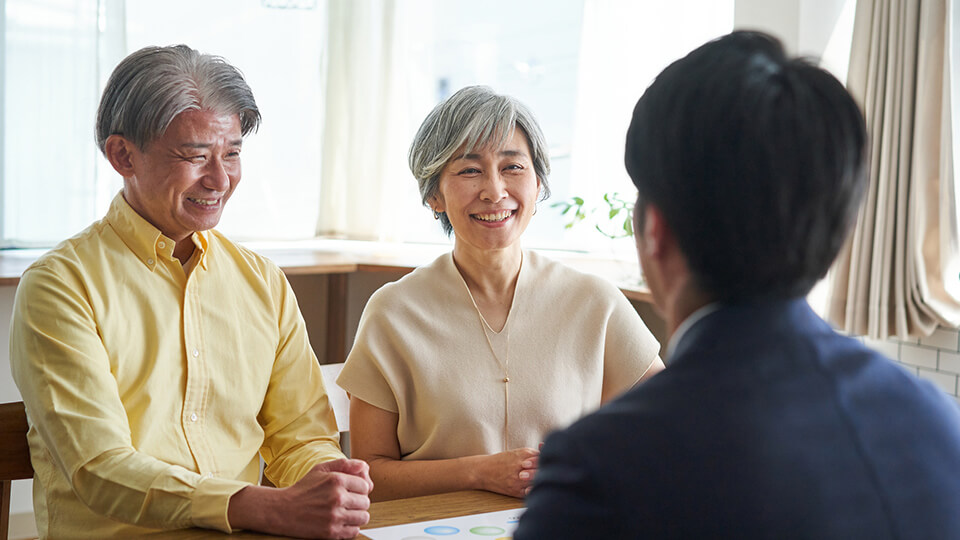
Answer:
[{"left": 0, "top": 402, "right": 33, "bottom": 540}]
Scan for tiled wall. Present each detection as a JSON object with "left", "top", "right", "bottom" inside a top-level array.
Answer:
[{"left": 864, "top": 326, "right": 960, "bottom": 404}]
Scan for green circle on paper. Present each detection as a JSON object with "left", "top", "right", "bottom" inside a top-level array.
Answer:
[{"left": 470, "top": 526, "right": 506, "bottom": 535}]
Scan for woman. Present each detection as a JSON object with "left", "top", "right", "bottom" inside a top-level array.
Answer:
[{"left": 337, "top": 85, "right": 664, "bottom": 501}]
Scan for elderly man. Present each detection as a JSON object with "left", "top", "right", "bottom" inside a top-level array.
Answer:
[
  {"left": 10, "top": 45, "right": 371, "bottom": 539},
  {"left": 516, "top": 31, "right": 960, "bottom": 538}
]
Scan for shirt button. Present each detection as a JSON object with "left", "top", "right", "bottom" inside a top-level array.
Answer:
[
  {"left": 190, "top": 413, "right": 198, "bottom": 422},
  {"left": 158, "top": 241, "right": 166, "bottom": 249},
  {"left": 147, "top": 258, "right": 155, "bottom": 265},
  {"left": 202, "top": 472, "right": 214, "bottom": 479},
  {"left": 192, "top": 349, "right": 199, "bottom": 358}
]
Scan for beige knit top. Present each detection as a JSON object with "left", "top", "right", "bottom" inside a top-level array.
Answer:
[{"left": 337, "top": 250, "right": 660, "bottom": 460}]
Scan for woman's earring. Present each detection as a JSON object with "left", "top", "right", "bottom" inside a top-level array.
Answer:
[{"left": 433, "top": 210, "right": 441, "bottom": 220}]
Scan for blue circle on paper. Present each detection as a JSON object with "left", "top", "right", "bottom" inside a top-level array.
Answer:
[{"left": 424, "top": 525, "right": 460, "bottom": 535}]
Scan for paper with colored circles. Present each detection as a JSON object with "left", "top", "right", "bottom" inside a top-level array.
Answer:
[{"left": 362, "top": 508, "right": 525, "bottom": 539}]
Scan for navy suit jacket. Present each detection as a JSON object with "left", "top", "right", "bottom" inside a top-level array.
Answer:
[{"left": 516, "top": 299, "right": 960, "bottom": 539}]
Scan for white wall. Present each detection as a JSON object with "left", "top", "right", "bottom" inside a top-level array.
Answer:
[
  {"left": 735, "top": 0, "right": 851, "bottom": 58},
  {"left": 735, "top": 0, "right": 802, "bottom": 51}
]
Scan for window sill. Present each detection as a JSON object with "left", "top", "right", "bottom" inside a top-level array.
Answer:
[{"left": 0, "top": 239, "right": 652, "bottom": 302}]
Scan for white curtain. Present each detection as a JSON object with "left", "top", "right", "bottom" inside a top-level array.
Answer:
[
  {"left": 827, "top": 0, "right": 960, "bottom": 338},
  {"left": 317, "top": 0, "right": 415, "bottom": 241},
  {"left": 567, "top": 0, "right": 733, "bottom": 250},
  {"left": 2, "top": 0, "right": 124, "bottom": 247}
]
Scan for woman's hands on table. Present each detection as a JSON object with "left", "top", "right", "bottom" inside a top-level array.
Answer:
[{"left": 477, "top": 447, "right": 540, "bottom": 498}]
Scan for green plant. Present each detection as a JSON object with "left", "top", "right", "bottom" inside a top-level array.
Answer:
[{"left": 552, "top": 192, "right": 635, "bottom": 239}]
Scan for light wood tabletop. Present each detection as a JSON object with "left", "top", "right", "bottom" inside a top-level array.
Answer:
[
  {"left": 134, "top": 490, "right": 523, "bottom": 539},
  {"left": 359, "top": 490, "right": 524, "bottom": 536}
]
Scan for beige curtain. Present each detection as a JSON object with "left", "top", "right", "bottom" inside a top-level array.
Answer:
[{"left": 827, "top": 0, "right": 960, "bottom": 338}]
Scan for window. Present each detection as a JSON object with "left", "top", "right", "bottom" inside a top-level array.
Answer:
[
  {"left": 124, "top": 0, "right": 326, "bottom": 241},
  {"left": 394, "top": 0, "right": 735, "bottom": 251},
  {"left": 3, "top": 0, "right": 107, "bottom": 247},
  {"left": 1, "top": 0, "right": 734, "bottom": 251}
]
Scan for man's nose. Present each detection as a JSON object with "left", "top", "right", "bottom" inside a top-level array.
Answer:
[{"left": 202, "top": 157, "right": 232, "bottom": 191}]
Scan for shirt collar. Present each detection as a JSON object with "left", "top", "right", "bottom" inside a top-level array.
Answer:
[
  {"left": 105, "top": 191, "right": 209, "bottom": 271},
  {"left": 666, "top": 302, "right": 722, "bottom": 361}
]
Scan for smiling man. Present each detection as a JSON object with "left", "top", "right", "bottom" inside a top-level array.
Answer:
[{"left": 10, "top": 45, "right": 372, "bottom": 539}]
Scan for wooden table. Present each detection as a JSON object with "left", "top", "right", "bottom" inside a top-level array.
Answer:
[
  {"left": 137, "top": 490, "right": 523, "bottom": 539},
  {"left": 360, "top": 490, "right": 523, "bottom": 536}
]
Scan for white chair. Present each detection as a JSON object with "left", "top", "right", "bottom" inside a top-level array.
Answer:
[{"left": 319, "top": 362, "right": 351, "bottom": 456}]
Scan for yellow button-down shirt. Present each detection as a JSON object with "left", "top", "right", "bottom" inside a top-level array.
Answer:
[{"left": 10, "top": 193, "right": 343, "bottom": 538}]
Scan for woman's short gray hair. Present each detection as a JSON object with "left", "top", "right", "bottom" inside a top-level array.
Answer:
[
  {"left": 95, "top": 44, "right": 260, "bottom": 153},
  {"left": 408, "top": 85, "right": 551, "bottom": 235}
]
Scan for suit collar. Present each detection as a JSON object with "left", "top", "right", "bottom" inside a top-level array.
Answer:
[{"left": 669, "top": 298, "right": 828, "bottom": 365}]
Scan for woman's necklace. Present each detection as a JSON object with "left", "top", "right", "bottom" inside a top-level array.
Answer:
[
  {"left": 478, "top": 317, "right": 510, "bottom": 452},
  {"left": 455, "top": 250, "right": 521, "bottom": 453}
]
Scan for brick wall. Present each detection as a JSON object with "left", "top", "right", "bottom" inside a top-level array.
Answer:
[{"left": 864, "top": 327, "right": 960, "bottom": 404}]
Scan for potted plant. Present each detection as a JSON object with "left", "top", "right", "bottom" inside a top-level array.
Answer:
[{"left": 552, "top": 192, "right": 644, "bottom": 286}]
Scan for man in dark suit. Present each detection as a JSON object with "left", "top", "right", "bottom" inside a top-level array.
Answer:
[{"left": 515, "top": 31, "right": 960, "bottom": 539}]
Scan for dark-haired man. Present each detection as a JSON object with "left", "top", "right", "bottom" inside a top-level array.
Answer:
[
  {"left": 10, "top": 45, "right": 371, "bottom": 539},
  {"left": 516, "top": 31, "right": 960, "bottom": 539}
]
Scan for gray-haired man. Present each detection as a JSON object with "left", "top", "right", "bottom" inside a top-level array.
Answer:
[{"left": 10, "top": 45, "right": 371, "bottom": 539}]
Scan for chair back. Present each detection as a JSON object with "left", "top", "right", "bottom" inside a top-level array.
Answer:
[
  {"left": 0, "top": 402, "right": 33, "bottom": 540},
  {"left": 319, "top": 363, "right": 349, "bottom": 433}
]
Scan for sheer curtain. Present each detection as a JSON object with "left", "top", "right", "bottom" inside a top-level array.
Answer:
[
  {"left": 827, "top": 0, "right": 960, "bottom": 338},
  {"left": 124, "top": 0, "right": 327, "bottom": 241},
  {"left": 317, "top": 0, "right": 420, "bottom": 241},
  {"left": 567, "top": 0, "right": 733, "bottom": 252},
  {"left": 2, "top": 0, "right": 124, "bottom": 247}
]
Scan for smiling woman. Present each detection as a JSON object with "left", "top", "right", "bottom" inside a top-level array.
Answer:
[
  {"left": 337, "top": 86, "right": 665, "bottom": 502},
  {"left": 431, "top": 130, "right": 541, "bottom": 257}
]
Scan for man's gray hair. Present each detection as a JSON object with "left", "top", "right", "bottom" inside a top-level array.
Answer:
[
  {"left": 95, "top": 44, "right": 260, "bottom": 153},
  {"left": 408, "top": 85, "right": 551, "bottom": 235}
]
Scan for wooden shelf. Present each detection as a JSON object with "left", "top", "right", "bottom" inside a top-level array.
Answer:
[{"left": 1, "top": 240, "right": 653, "bottom": 363}]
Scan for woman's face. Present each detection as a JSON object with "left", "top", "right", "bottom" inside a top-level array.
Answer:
[{"left": 431, "top": 128, "right": 541, "bottom": 253}]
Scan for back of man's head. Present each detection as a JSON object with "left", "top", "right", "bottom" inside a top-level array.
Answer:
[
  {"left": 625, "top": 31, "right": 867, "bottom": 302},
  {"left": 95, "top": 44, "right": 261, "bottom": 155}
]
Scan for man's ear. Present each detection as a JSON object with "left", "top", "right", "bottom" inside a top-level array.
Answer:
[
  {"left": 103, "top": 135, "right": 138, "bottom": 178},
  {"left": 639, "top": 203, "right": 671, "bottom": 258}
]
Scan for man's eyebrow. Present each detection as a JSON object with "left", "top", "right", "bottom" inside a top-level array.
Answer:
[{"left": 178, "top": 139, "right": 244, "bottom": 149}]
